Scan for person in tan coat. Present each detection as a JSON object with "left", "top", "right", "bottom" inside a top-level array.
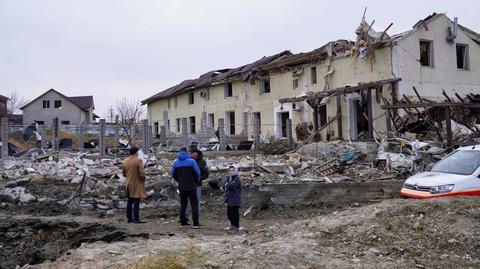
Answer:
[{"left": 122, "top": 147, "right": 147, "bottom": 223}]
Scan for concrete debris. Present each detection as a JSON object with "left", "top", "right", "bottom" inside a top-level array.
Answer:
[
  {"left": 0, "top": 141, "right": 408, "bottom": 214},
  {"left": 0, "top": 187, "right": 36, "bottom": 203}
]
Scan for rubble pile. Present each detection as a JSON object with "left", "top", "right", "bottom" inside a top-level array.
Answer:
[
  {"left": 1, "top": 136, "right": 448, "bottom": 213},
  {"left": 0, "top": 152, "right": 178, "bottom": 214}
]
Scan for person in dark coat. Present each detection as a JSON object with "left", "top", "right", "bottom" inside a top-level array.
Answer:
[
  {"left": 224, "top": 165, "right": 241, "bottom": 234},
  {"left": 171, "top": 147, "right": 202, "bottom": 228},
  {"left": 122, "top": 147, "right": 147, "bottom": 223},
  {"left": 185, "top": 147, "right": 209, "bottom": 222}
]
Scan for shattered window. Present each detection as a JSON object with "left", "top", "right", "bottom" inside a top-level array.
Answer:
[
  {"left": 260, "top": 79, "right": 270, "bottom": 94},
  {"left": 419, "top": 40, "right": 433, "bottom": 67},
  {"left": 225, "top": 83, "right": 233, "bottom": 97},
  {"left": 456, "top": 44, "right": 469, "bottom": 70}
]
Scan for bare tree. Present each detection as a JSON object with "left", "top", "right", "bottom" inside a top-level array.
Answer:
[
  {"left": 6, "top": 91, "right": 26, "bottom": 114},
  {"left": 104, "top": 105, "right": 116, "bottom": 124},
  {"left": 114, "top": 98, "right": 145, "bottom": 146}
]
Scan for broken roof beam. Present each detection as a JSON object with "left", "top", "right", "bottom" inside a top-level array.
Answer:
[
  {"left": 314, "top": 78, "right": 401, "bottom": 98},
  {"left": 279, "top": 95, "right": 309, "bottom": 104},
  {"left": 381, "top": 102, "right": 480, "bottom": 109},
  {"left": 279, "top": 78, "right": 401, "bottom": 104}
]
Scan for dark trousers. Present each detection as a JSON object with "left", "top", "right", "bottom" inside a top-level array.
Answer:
[
  {"left": 127, "top": 198, "right": 140, "bottom": 221},
  {"left": 227, "top": 205, "right": 240, "bottom": 228},
  {"left": 180, "top": 190, "right": 199, "bottom": 225}
]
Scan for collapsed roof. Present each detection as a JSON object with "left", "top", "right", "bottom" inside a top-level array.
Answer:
[
  {"left": 141, "top": 51, "right": 292, "bottom": 104},
  {"left": 143, "top": 12, "right": 480, "bottom": 105}
]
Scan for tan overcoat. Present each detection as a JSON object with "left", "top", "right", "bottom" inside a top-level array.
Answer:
[{"left": 122, "top": 156, "right": 147, "bottom": 199}]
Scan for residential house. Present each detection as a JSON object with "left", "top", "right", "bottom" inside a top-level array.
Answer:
[
  {"left": 142, "top": 51, "right": 292, "bottom": 137},
  {"left": 144, "top": 13, "right": 480, "bottom": 142},
  {"left": 21, "top": 89, "right": 96, "bottom": 126}
]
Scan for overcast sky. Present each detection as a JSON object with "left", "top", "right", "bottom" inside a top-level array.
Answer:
[{"left": 1, "top": 0, "right": 478, "bottom": 117}]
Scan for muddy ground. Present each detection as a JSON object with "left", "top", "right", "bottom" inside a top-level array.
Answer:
[
  {"left": 2, "top": 194, "right": 480, "bottom": 268},
  {"left": 1, "top": 177, "right": 358, "bottom": 269}
]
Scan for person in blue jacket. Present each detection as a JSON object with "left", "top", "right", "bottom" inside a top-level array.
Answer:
[
  {"left": 224, "top": 165, "right": 241, "bottom": 234},
  {"left": 171, "top": 147, "right": 201, "bottom": 228}
]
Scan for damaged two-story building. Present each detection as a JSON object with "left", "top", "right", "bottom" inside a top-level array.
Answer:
[{"left": 143, "top": 13, "right": 480, "bottom": 143}]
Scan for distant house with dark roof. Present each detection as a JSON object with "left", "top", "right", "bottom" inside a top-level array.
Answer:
[{"left": 21, "top": 89, "right": 96, "bottom": 126}]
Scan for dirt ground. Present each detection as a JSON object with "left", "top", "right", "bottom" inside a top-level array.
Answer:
[{"left": 2, "top": 196, "right": 480, "bottom": 269}]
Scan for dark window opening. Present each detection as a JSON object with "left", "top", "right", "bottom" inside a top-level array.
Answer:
[
  {"left": 61, "top": 120, "right": 70, "bottom": 125},
  {"left": 54, "top": 100, "right": 62, "bottom": 108},
  {"left": 188, "top": 92, "right": 194, "bottom": 105},
  {"left": 318, "top": 104, "right": 327, "bottom": 127},
  {"left": 311, "top": 67, "right": 317, "bottom": 84},
  {"left": 226, "top": 111, "right": 235, "bottom": 135},
  {"left": 189, "top": 116, "right": 196, "bottom": 133},
  {"left": 355, "top": 100, "right": 369, "bottom": 139},
  {"left": 154, "top": 122, "right": 159, "bottom": 135},
  {"left": 42, "top": 100, "right": 50, "bottom": 109},
  {"left": 176, "top": 118, "right": 181, "bottom": 133},
  {"left": 456, "top": 44, "right": 469, "bottom": 69},
  {"left": 260, "top": 79, "right": 271, "bottom": 94},
  {"left": 253, "top": 112, "right": 261, "bottom": 134},
  {"left": 36, "top": 121, "right": 45, "bottom": 125},
  {"left": 225, "top": 83, "right": 233, "bottom": 97},
  {"left": 419, "top": 40, "right": 433, "bottom": 67},
  {"left": 280, "top": 112, "right": 289, "bottom": 138},
  {"left": 293, "top": 79, "right": 299, "bottom": 89}
]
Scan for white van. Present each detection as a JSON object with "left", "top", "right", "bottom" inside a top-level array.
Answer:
[{"left": 400, "top": 145, "right": 480, "bottom": 198}]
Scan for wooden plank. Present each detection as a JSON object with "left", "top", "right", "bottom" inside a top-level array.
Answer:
[
  {"left": 455, "top": 92, "right": 466, "bottom": 103},
  {"left": 280, "top": 78, "right": 402, "bottom": 104},
  {"left": 446, "top": 107, "right": 453, "bottom": 151},
  {"left": 381, "top": 102, "right": 480, "bottom": 109},
  {"left": 257, "top": 164, "right": 277, "bottom": 175},
  {"left": 279, "top": 95, "right": 309, "bottom": 103},
  {"left": 381, "top": 96, "right": 400, "bottom": 130},
  {"left": 386, "top": 105, "right": 392, "bottom": 133},
  {"left": 320, "top": 78, "right": 402, "bottom": 98}
]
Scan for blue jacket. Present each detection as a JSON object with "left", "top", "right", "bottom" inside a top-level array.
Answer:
[
  {"left": 171, "top": 151, "right": 201, "bottom": 191},
  {"left": 223, "top": 175, "right": 241, "bottom": 206}
]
